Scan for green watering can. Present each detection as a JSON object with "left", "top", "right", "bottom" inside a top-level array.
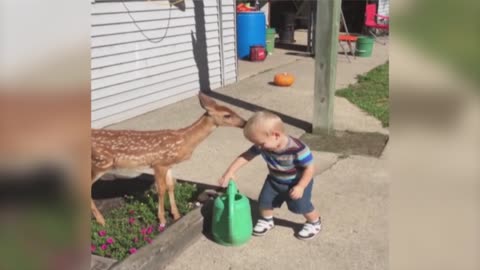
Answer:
[{"left": 212, "top": 180, "right": 253, "bottom": 246}]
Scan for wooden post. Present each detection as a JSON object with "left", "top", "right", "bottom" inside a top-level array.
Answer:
[
  {"left": 312, "top": 0, "right": 341, "bottom": 134},
  {"left": 267, "top": 0, "right": 271, "bottom": 27}
]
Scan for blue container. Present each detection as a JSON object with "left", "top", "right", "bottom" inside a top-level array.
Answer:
[{"left": 236, "top": 11, "right": 266, "bottom": 59}]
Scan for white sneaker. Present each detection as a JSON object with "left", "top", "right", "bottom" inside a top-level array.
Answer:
[
  {"left": 253, "top": 218, "right": 274, "bottom": 236},
  {"left": 297, "top": 221, "right": 321, "bottom": 240}
]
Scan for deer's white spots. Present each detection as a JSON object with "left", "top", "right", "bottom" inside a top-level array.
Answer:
[{"left": 166, "top": 152, "right": 178, "bottom": 157}]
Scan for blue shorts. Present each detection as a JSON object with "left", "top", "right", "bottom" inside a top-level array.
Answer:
[{"left": 258, "top": 176, "right": 315, "bottom": 214}]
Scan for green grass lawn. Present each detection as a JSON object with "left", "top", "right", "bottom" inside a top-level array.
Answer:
[{"left": 336, "top": 62, "right": 389, "bottom": 127}]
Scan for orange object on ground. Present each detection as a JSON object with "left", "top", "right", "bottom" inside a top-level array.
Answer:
[{"left": 273, "top": 72, "right": 295, "bottom": 87}]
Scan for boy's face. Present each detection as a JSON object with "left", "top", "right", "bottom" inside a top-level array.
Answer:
[{"left": 248, "top": 131, "right": 284, "bottom": 152}]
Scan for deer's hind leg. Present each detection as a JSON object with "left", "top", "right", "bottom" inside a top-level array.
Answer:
[
  {"left": 154, "top": 166, "right": 169, "bottom": 227},
  {"left": 166, "top": 169, "right": 181, "bottom": 221},
  {"left": 91, "top": 169, "right": 107, "bottom": 226},
  {"left": 91, "top": 150, "right": 113, "bottom": 226}
]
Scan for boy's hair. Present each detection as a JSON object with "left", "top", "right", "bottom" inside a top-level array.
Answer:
[{"left": 243, "top": 111, "right": 285, "bottom": 139}]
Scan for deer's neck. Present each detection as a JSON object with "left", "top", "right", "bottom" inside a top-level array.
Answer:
[{"left": 181, "top": 114, "right": 216, "bottom": 149}]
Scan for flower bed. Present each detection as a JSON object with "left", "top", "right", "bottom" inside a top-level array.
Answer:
[{"left": 91, "top": 182, "right": 198, "bottom": 261}]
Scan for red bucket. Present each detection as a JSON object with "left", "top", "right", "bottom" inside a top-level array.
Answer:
[{"left": 249, "top": 45, "right": 267, "bottom": 62}]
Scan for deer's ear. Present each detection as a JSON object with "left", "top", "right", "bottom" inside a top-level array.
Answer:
[{"left": 198, "top": 93, "right": 216, "bottom": 111}]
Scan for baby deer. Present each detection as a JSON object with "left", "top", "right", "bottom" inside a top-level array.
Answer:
[{"left": 91, "top": 93, "right": 246, "bottom": 226}]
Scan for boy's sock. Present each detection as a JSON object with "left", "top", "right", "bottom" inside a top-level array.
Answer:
[{"left": 309, "top": 218, "right": 320, "bottom": 224}]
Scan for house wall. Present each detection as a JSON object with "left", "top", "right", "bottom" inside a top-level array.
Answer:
[{"left": 91, "top": 0, "right": 237, "bottom": 128}]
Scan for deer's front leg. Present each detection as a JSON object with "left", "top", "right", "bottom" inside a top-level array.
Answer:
[
  {"left": 154, "top": 166, "right": 168, "bottom": 226},
  {"left": 166, "top": 169, "right": 181, "bottom": 221}
]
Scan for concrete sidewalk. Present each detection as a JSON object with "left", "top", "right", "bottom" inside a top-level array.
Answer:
[{"left": 108, "top": 40, "right": 389, "bottom": 270}]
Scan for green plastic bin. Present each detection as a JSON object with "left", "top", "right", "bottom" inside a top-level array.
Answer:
[
  {"left": 355, "top": 36, "right": 374, "bottom": 57},
  {"left": 266, "top": 28, "right": 276, "bottom": 55}
]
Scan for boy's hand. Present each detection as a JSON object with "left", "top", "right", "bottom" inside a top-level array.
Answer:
[
  {"left": 289, "top": 185, "right": 305, "bottom": 200},
  {"left": 218, "top": 172, "right": 235, "bottom": 187}
]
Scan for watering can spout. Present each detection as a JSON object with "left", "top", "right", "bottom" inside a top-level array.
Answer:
[
  {"left": 227, "top": 180, "right": 236, "bottom": 243},
  {"left": 226, "top": 180, "right": 237, "bottom": 197},
  {"left": 211, "top": 179, "right": 253, "bottom": 246}
]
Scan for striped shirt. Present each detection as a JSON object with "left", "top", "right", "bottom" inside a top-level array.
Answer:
[{"left": 248, "top": 136, "right": 314, "bottom": 183}]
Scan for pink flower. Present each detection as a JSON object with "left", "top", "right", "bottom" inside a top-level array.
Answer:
[
  {"left": 98, "top": 230, "right": 107, "bottom": 237},
  {"left": 106, "top": 237, "right": 114, "bottom": 245},
  {"left": 133, "top": 237, "right": 138, "bottom": 243},
  {"left": 90, "top": 245, "right": 96, "bottom": 252},
  {"left": 101, "top": 244, "right": 108, "bottom": 250},
  {"left": 128, "top": 210, "right": 135, "bottom": 215},
  {"left": 158, "top": 224, "right": 166, "bottom": 232},
  {"left": 128, "top": 217, "right": 135, "bottom": 225},
  {"left": 146, "top": 226, "right": 153, "bottom": 235},
  {"left": 129, "top": 248, "right": 137, "bottom": 254},
  {"left": 144, "top": 237, "right": 152, "bottom": 244},
  {"left": 140, "top": 228, "right": 147, "bottom": 235}
]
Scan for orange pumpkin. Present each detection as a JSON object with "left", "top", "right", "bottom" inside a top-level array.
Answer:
[{"left": 273, "top": 72, "right": 295, "bottom": 87}]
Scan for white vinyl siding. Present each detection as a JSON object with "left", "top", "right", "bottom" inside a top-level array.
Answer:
[{"left": 91, "top": 0, "right": 237, "bottom": 128}]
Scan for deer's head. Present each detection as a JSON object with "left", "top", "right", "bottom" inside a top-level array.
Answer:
[{"left": 198, "top": 93, "right": 246, "bottom": 128}]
